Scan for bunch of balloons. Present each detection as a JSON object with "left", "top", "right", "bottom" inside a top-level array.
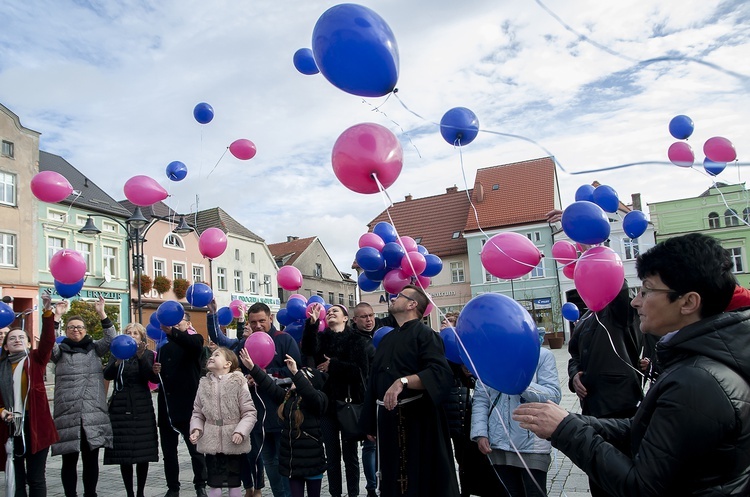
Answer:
[
  {"left": 355, "top": 222, "right": 443, "bottom": 294},
  {"left": 667, "top": 114, "right": 736, "bottom": 176},
  {"left": 276, "top": 294, "right": 329, "bottom": 343}
]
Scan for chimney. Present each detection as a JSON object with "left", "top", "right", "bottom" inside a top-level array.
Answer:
[
  {"left": 474, "top": 182, "right": 484, "bottom": 203},
  {"left": 446, "top": 185, "right": 458, "bottom": 194},
  {"left": 286, "top": 236, "right": 299, "bottom": 242},
  {"left": 405, "top": 194, "right": 412, "bottom": 201},
  {"left": 631, "top": 193, "right": 642, "bottom": 212}
]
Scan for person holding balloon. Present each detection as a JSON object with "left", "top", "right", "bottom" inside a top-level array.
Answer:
[
  {"left": 0, "top": 293, "right": 61, "bottom": 497},
  {"left": 51, "top": 295, "right": 115, "bottom": 497},
  {"left": 102, "top": 323, "right": 159, "bottom": 497}
]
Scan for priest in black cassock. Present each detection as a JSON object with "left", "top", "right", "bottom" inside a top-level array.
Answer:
[{"left": 360, "top": 284, "right": 459, "bottom": 497}]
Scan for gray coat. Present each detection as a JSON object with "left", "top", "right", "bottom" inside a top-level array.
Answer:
[{"left": 51, "top": 321, "right": 116, "bottom": 455}]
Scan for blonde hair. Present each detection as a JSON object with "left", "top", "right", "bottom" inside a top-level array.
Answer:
[
  {"left": 124, "top": 322, "right": 146, "bottom": 343},
  {"left": 215, "top": 347, "right": 239, "bottom": 372}
]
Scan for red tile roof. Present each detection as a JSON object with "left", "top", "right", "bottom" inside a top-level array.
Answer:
[
  {"left": 464, "top": 157, "right": 557, "bottom": 232},
  {"left": 268, "top": 236, "right": 317, "bottom": 266},
  {"left": 366, "top": 186, "right": 471, "bottom": 258}
]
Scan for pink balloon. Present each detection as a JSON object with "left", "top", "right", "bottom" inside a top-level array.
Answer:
[
  {"left": 244, "top": 332, "right": 275, "bottom": 369},
  {"left": 414, "top": 274, "right": 431, "bottom": 289},
  {"left": 667, "top": 141, "right": 694, "bottom": 168},
  {"left": 306, "top": 302, "right": 321, "bottom": 319},
  {"left": 198, "top": 228, "right": 228, "bottom": 259},
  {"left": 481, "top": 233, "right": 542, "bottom": 280},
  {"left": 398, "top": 236, "right": 418, "bottom": 253},
  {"left": 229, "top": 299, "right": 245, "bottom": 318},
  {"left": 123, "top": 175, "right": 168, "bottom": 207},
  {"left": 289, "top": 293, "right": 307, "bottom": 303},
  {"left": 331, "top": 122, "right": 403, "bottom": 194},
  {"left": 562, "top": 261, "right": 576, "bottom": 280},
  {"left": 278, "top": 266, "right": 303, "bottom": 291},
  {"left": 574, "top": 246, "right": 624, "bottom": 312},
  {"left": 552, "top": 240, "right": 578, "bottom": 265},
  {"left": 382, "top": 269, "right": 410, "bottom": 295},
  {"left": 703, "top": 136, "right": 737, "bottom": 163},
  {"left": 400, "top": 252, "right": 426, "bottom": 276},
  {"left": 49, "top": 249, "right": 87, "bottom": 284},
  {"left": 318, "top": 319, "right": 326, "bottom": 332},
  {"left": 30, "top": 171, "right": 73, "bottom": 203},
  {"left": 359, "top": 232, "right": 385, "bottom": 251},
  {"left": 229, "top": 139, "right": 257, "bottom": 160},
  {"left": 423, "top": 300, "right": 434, "bottom": 318}
]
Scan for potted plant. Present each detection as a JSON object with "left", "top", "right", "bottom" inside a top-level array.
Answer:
[
  {"left": 547, "top": 331, "right": 565, "bottom": 349},
  {"left": 135, "top": 274, "right": 153, "bottom": 294},
  {"left": 173, "top": 278, "right": 189, "bottom": 300},
  {"left": 153, "top": 275, "right": 171, "bottom": 295}
]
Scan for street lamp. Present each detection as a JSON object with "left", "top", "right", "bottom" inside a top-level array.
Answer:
[{"left": 79, "top": 207, "right": 194, "bottom": 324}]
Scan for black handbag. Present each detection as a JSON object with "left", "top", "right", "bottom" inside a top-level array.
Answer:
[{"left": 336, "top": 373, "right": 364, "bottom": 440}]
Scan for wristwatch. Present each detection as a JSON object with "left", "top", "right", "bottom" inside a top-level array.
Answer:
[{"left": 399, "top": 377, "right": 409, "bottom": 388}]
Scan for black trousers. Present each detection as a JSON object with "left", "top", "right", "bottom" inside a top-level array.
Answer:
[
  {"left": 320, "top": 414, "right": 360, "bottom": 497},
  {"left": 60, "top": 428, "right": 99, "bottom": 497},
  {"left": 159, "top": 417, "right": 207, "bottom": 492},
  {"left": 12, "top": 416, "right": 49, "bottom": 497}
]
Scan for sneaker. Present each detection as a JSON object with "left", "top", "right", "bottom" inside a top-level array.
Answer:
[{"left": 196, "top": 488, "right": 207, "bottom": 497}]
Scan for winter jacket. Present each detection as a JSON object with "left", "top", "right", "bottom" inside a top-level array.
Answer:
[
  {"left": 249, "top": 364, "right": 328, "bottom": 478},
  {"left": 156, "top": 328, "right": 204, "bottom": 425},
  {"left": 471, "top": 348, "right": 561, "bottom": 454},
  {"left": 190, "top": 370, "right": 257, "bottom": 455},
  {"left": 103, "top": 351, "right": 159, "bottom": 465},
  {"left": 553, "top": 309, "right": 750, "bottom": 496},
  {"left": 50, "top": 318, "right": 116, "bottom": 456},
  {"left": 0, "top": 312, "right": 59, "bottom": 468}
]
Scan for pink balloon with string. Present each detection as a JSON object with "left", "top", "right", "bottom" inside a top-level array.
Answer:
[
  {"left": 481, "top": 232, "right": 542, "bottom": 280},
  {"left": 383, "top": 269, "right": 410, "bottom": 294},
  {"left": 49, "top": 249, "right": 87, "bottom": 284},
  {"left": 30, "top": 171, "right": 74, "bottom": 203},
  {"left": 400, "top": 252, "right": 426, "bottom": 276},
  {"left": 574, "top": 246, "right": 624, "bottom": 312},
  {"left": 359, "top": 232, "right": 385, "bottom": 251},
  {"left": 199, "top": 228, "right": 228, "bottom": 259},
  {"left": 230, "top": 300, "right": 245, "bottom": 318},
  {"left": 398, "top": 236, "right": 418, "bottom": 253},
  {"left": 123, "top": 175, "right": 168, "bottom": 206},
  {"left": 552, "top": 241, "right": 578, "bottom": 265},
  {"left": 562, "top": 261, "right": 576, "bottom": 280},
  {"left": 667, "top": 142, "right": 694, "bottom": 168},
  {"left": 703, "top": 136, "right": 737, "bottom": 163},
  {"left": 229, "top": 139, "right": 257, "bottom": 160}
]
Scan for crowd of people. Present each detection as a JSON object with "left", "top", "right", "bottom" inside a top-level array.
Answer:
[{"left": 2, "top": 232, "right": 750, "bottom": 496}]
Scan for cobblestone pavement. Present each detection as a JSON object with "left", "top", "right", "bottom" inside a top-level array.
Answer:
[{"left": 3, "top": 347, "right": 591, "bottom": 496}]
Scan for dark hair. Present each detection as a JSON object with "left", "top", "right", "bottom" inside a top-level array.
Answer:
[
  {"left": 636, "top": 233, "right": 736, "bottom": 318},
  {"left": 183, "top": 312, "right": 191, "bottom": 322},
  {"left": 247, "top": 303, "right": 271, "bottom": 317},
  {"left": 65, "top": 315, "right": 86, "bottom": 327},
  {"left": 402, "top": 284, "right": 429, "bottom": 317},
  {"left": 1, "top": 327, "right": 29, "bottom": 356},
  {"left": 215, "top": 347, "right": 239, "bottom": 372}
]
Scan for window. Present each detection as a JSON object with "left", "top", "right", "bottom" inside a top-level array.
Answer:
[
  {"left": 450, "top": 261, "right": 465, "bottom": 283},
  {"left": 76, "top": 241, "right": 92, "bottom": 273},
  {"left": 729, "top": 247, "right": 744, "bottom": 273},
  {"left": 235, "top": 249, "right": 240, "bottom": 261},
  {"left": 338, "top": 293, "right": 345, "bottom": 305},
  {"left": 102, "top": 222, "right": 118, "bottom": 234},
  {"left": 48, "top": 210, "right": 66, "bottom": 222},
  {"left": 153, "top": 259, "right": 165, "bottom": 278},
  {"left": 192, "top": 265, "right": 204, "bottom": 283},
  {"left": 452, "top": 231, "right": 461, "bottom": 239},
  {"left": 485, "top": 270, "right": 499, "bottom": 283},
  {"left": 317, "top": 290, "right": 324, "bottom": 298},
  {"left": 216, "top": 268, "right": 227, "bottom": 291},
  {"left": 349, "top": 294, "right": 355, "bottom": 307},
  {"left": 725, "top": 209, "right": 740, "bottom": 227},
  {"left": 0, "top": 172, "right": 16, "bottom": 206},
  {"left": 173, "top": 262, "right": 186, "bottom": 280},
  {"left": 526, "top": 231, "right": 541, "bottom": 242},
  {"left": 0, "top": 232, "right": 16, "bottom": 267},
  {"left": 76, "top": 216, "right": 88, "bottom": 226},
  {"left": 1, "top": 141, "right": 13, "bottom": 158},
  {"left": 530, "top": 260, "right": 545, "bottom": 278},
  {"left": 263, "top": 275, "right": 272, "bottom": 295},
  {"left": 744, "top": 208, "right": 750, "bottom": 224},
  {"left": 103, "top": 246, "right": 117, "bottom": 278},
  {"left": 47, "top": 236, "right": 65, "bottom": 263},
  {"left": 234, "top": 270, "right": 243, "bottom": 292},
  {"left": 248, "top": 272, "right": 258, "bottom": 293},
  {"left": 251, "top": 252, "right": 256, "bottom": 264},
  {"left": 414, "top": 237, "right": 423, "bottom": 244},
  {"left": 328, "top": 292, "right": 335, "bottom": 304},
  {"left": 708, "top": 212, "right": 720, "bottom": 229},
  {"left": 314, "top": 263, "right": 322, "bottom": 278},
  {"left": 164, "top": 234, "right": 184, "bottom": 248},
  {"left": 623, "top": 237, "right": 640, "bottom": 260}
]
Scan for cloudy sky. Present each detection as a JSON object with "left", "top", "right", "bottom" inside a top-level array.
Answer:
[{"left": 2, "top": 0, "right": 749, "bottom": 273}]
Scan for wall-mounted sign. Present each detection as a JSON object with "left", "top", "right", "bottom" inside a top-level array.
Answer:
[
  {"left": 231, "top": 293, "right": 281, "bottom": 308},
  {"left": 41, "top": 287, "right": 126, "bottom": 300}
]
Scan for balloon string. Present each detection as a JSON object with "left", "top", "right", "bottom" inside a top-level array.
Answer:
[
  {"left": 593, "top": 312, "right": 647, "bottom": 383},
  {"left": 206, "top": 148, "right": 229, "bottom": 179},
  {"left": 43, "top": 191, "right": 83, "bottom": 232},
  {"left": 362, "top": 96, "right": 421, "bottom": 159}
]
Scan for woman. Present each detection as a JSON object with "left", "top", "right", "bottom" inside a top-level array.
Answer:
[
  {"left": 0, "top": 294, "right": 61, "bottom": 497},
  {"left": 51, "top": 296, "right": 116, "bottom": 497},
  {"left": 301, "top": 304, "right": 369, "bottom": 497},
  {"left": 103, "top": 323, "right": 159, "bottom": 497},
  {"left": 470, "top": 329, "right": 561, "bottom": 497}
]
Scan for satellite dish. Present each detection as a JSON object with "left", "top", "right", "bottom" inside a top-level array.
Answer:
[{"left": 103, "top": 266, "right": 112, "bottom": 283}]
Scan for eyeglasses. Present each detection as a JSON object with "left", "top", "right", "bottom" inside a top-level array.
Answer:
[
  {"left": 66, "top": 325, "right": 86, "bottom": 331},
  {"left": 395, "top": 292, "right": 416, "bottom": 303},
  {"left": 638, "top": 287, "right": 679, "bottom": 299}
]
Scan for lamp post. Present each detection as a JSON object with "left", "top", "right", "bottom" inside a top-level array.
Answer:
[{"left": 79, "top": 208, "right": 194, "bottom": 324}]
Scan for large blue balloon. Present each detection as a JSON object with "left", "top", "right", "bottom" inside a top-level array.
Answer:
[
  {"left": 284, "top": 321, "right": 305, "bottom": 343},
  {"left": 217, "top": 307, "right": 233, "bottom": 326},
  {"left": 561, "top": 201, "right": 611, "bottom": 245},
  {"left": 358, "top": 273, "right": 381, "bottom": 293},
  {"left": 166, "top": 161, "right": 188, "bottom": 181},
  {"left": 381, "top": 242, "right": 406, "bottom": 268},
  {"left": 592, "top": 185, "right": 619, "bottom": 213},
  {"left": 440, "top": 107, "right": 479, "bottom": 146},
  {"left": 373, "top": 222, "right": 398, "bottom": 244},
  {"left": 623, "top": 210, "right": 648, "bottom": 239},
  {"left": 111, "top": 335, "right": 138, "bottom": 360},
  {"left": 372, "top": 326, "right": 393, "bottom": 348},
  {"left": 561, "top": 302, "right": 580, "bottom": 322},
  {"left": 574, "top": 184, "right": 595, "bottom": 202},
  {"left": 286, "top": 298, "right": 308, "bottom": 321},
  {"left": 0, "top": 302, "right": 15, "bottom": 328},
  {"left": 356, "top": 247, "right": 385, "bottom": 272},
  {"left": 146, "top": 323, "right": 165, "bottom": 342},
  {"left": 364, "top": 267, "right": 388, "bottom": 282},
  {"left": 669, "top": 114, "right": 694, "bottom": 140},
  {"left": 193, "top": 102, "right": 214, "bottom": 124},
  {"left": 312, "top": 4, "right": 399, "bottom": 97},
  {"left": 421, "top": 254, "right": 443, "bottom": 277},
  {"left": 186, "top": 283, "right": 213, "bottom": 308},
  {"left": 293, "top": 48, "right": 319, "bottom": 75},
  {"left": 456, "top": 293, "right": 540, "bottom": 394},
  {"left": 156, "top": 300, "right": 185, "bottom": 327},
  {"left": 276, "top": 308, "right": 294, "bottom": 327},
  {"left": 54, "top": 278, "right": 84, "bottom": 299},
  {"left": 440, "top": 326, "right": 463, "bottom": 364}
]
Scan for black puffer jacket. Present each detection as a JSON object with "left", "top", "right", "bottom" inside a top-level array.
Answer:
[
  {"left": 553, "top": 309, "right": 750, "bottom": 496},
  {"left": 103, "top": 353, "right": 159, "bottom": 464},
  {"left": 249, "top": 365, "right": 327, "bottom": 478}
]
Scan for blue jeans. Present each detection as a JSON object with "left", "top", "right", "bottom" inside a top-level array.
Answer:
[
  {"left": 261, "top": 432, "right": 290, "bottom": 497},
  {"left": 361, "top": 439, "right": 376, "bottom": 491}
]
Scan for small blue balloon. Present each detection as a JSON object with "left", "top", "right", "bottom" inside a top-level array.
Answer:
[
  {"left": 286, "top": 298, "right": 307, "bottom": 321},
  {"left": 669, "top": 115, "right": 694, "bottom": 140},
  {"left": 217, "top": 307, "right": 233, "bottom": 326},
  {"left": 574, "top": 184, "right": 595, "bottom": 203},
  {"left": 358, "top": 273, "right": 381, "bottom": 293},
  {"left": 284, "top": 322, "right": 304, "bottom": 343},
  {"left": 193, "top": 102, "right": 214, "bottom": 124},
  {"left": 372, "top": 326, "right": 394, "bottom": 348},
  {"left": 622, "top": 210, "right": 648, "bottom": 239},
  {"left": 373, "top": 222, "right": 398, "bottom": 244},
  {"left": 592, "top": 185, "right": 620, "bottom": 213},
  {"left": 54, "top": 278, "right": 84, "bottom": 299},
  {"left": 704, "top": 158, "right": 727, "bottom": 176},
  {"left": 186, "top": 283, "right": 213, "bottom": 308},
  {"left": 276, "top": 308, "right": 293, "bottom": 326},
  {"left": 146, "top": 323, "right": 165, "bottom": 342},
  {"left": 381, "top": 242, "right": 406, "bottom": 268},
  {"left": 356, "top": 247, "right": 385, "bottom": 272},
  {"left": 166, "top": 161, "right": 188, "bottom": 181},
  {"left": 421, "top": 254, "right": 443, "bottom": 278},
  {"left": 111, "top": 334, "right": 138, "bottom": 360},
  {"left": 149, "top": 313, "right": 161, "bottom": 328},
  {"left": 561, "top": 302, "right": 580, "bottom": 322},
  {"left": 293, "top": 48, "right": 319, "bottom": 75},
  {"left": 416, "top": 245, "right": 429, "bottom": 256},
  {"left": 364, "top": 267, "right": 388, "bottom": 282},
  {"left": 55, "top": 335, "right": 65, "bottom": 343},
  {"left": 156, "top": 300, "right": 185, "bottom": 327},
  {"left": 308, "top": 295, "right": 326, "bottom": 306},
  {"left": 440, "top": 326, "right": 463, "bottom": 364},
  {"left": 324, "top": 304, "right": 333, "bottom": 312},
  {"left": 440, "top": 107, "right": 480, "bottom": 146},
  {"left": 561, "top": 201, "right": 611, "bottom": 245}
]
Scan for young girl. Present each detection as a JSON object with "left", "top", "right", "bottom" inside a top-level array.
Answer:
[
  {"left": 190, "top": 347, "right": 257, "bottom": 497},
  {"left": 239, "top": 349, "right": 328, "bottom": 497}
]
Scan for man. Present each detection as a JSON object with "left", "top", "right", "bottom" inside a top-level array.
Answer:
[
  {"left": 153, "top": 312, "right": 208, "bottom": 497},
  {"left": 361, "top": 285, "right": 459, "bottom": 496},
  {"left": 247, "top": 302, "right": 301, "bottom": 497},
  {"left": 515, "top": 233, "right": 750, "bottom": 496}
]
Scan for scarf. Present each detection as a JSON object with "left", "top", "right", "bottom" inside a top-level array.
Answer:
[
  {"left": 61, "top": 335, "right": 94, "bottom": 351},
  {"left": 0, "top": 351, "right": 29, "bottom": 436}
]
